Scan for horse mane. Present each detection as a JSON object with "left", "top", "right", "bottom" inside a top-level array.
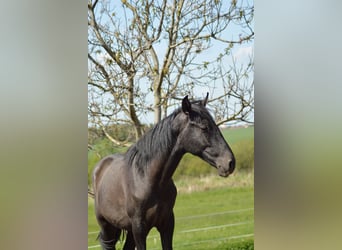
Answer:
[
  {"left": 125, "top": 109, "right": 180, "bottom": 174},
  {"left": 124, "top": 100, "right": 214, "bottom": 174}
]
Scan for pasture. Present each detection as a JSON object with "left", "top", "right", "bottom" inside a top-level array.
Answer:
[
  {"left": 221, "top": 126, "right": 254, "bottom": 145},
  {"left": 88, "top": 174, "right": 254, "bottom": 249},
  {"left": 88, "top": 126, "right": 254, "bottom": 249}
]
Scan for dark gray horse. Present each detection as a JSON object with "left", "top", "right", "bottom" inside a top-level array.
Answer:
[{"left": 92, "top": 94, "right": 235, "bottom": 250}]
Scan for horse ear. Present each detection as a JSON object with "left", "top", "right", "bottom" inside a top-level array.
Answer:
[
  {"left": 202, "top": 92, "right": 209, "bottom": 107},
  {"left": 182, "top": 95, "right": 191, "bottom": 114}
]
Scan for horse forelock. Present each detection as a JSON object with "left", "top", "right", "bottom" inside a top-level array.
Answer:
[{"left": 190, "top": 104, "right": 214, "bottom": 122}]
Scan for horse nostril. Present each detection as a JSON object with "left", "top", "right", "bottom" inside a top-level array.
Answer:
[{"left": 229, "top": 158, "right": 235, "bottom": 173}]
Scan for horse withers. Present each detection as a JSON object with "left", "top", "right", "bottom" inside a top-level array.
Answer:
[{"left": 92, "top": 94, "right": 235, "bottom": 250}]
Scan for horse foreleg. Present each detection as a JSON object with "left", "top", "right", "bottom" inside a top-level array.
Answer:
[
  {"left": 158, "top": 212, "right": 175, "bottom": 250},
  {"left": 131, "top": 216, "right": 147, "bottom": 250},
  {"left": 123, "top": 231, "right": 135, "bottom": 250}
]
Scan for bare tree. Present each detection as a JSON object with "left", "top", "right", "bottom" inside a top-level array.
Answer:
[{"left": 88, "top": 0, "right": 254, "bottom": 141}]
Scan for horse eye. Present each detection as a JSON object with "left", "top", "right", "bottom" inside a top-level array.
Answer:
[
  {"left": 190, "top": 121, "right": 208, "bottom": 130},
  {"left": 200, "top": 124, "right": 208, "bottom": 130}
]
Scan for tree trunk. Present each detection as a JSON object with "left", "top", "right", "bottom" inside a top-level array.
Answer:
[
  {"left": 153, "top": 84, "right": 161, "bottom": 124},
  {"left": 128, "top": 76, "right": 143, "bottom": 139}
]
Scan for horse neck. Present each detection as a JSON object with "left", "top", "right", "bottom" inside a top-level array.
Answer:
[
  {"left": 144, "top": 119, "right": 184, "bottom": 186},
  {"left": 154, "top": 144, "right": 184, "bottom": 186}
]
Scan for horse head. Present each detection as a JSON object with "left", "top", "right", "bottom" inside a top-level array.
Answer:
[{"left": 174, "top": 94, "right": 235, "bottom": 177}]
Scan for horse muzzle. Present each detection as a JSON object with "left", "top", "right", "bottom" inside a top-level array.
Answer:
[{"left": 217, "top": 157, "right": 235, "bottom": 177}]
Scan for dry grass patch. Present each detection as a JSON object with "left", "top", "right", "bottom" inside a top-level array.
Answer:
[{"left": 175, "top": 170, "right": 254, "bottom": 194}]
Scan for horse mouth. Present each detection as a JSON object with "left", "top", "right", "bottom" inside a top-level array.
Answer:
[
  {"left": 218, "top": 169, "right": 230, "bottom": 177},
  {"left": 217, "top": 166, "right": 233, "bottom": 177},
  {"left": 201, "top": 151, "right": 235, "bottom": 178},
  {"left": 204, "top": 158, "right": 233, "bottom": 177}
]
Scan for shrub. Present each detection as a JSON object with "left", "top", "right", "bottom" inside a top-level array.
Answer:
[
  {"left": 173, "top": 153, "right": 215, "bottom": 180},
  {"left": 173, "top": 139, "right": 254, "bottom": 180},
  {"left": 231, "top": 139, "right": 254, "bottom": 171}
]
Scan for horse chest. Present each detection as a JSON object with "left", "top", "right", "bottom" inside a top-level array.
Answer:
[
  {"left": 145, "top": 195, "right": 174, "bottom": 227},
  {"left": 125, "top": 179, "right": 177, "bottom": 228}
]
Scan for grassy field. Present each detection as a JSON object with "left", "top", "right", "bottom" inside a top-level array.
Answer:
[
  {"left": 88, "top": 126, "right": 254, "bottom": 249},
  {"left": 222, "top": 126, "right": 254, "bottom": 145},
  {"left": 88, "top": 173, "right": 254, "bottom": 250}
]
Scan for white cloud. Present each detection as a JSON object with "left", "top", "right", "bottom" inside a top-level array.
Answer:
[{"left": 233, "top": 46, "right": 253, "bottom": 61}]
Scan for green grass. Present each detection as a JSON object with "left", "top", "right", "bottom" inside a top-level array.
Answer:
[
  {"left": 222, "top": 126, "right": 254, "bottom": 145},
  {"left": 88, "top": 174, "right": 254, "bottom": 249}
]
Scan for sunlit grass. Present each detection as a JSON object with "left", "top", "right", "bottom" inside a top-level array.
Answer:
[{"left": 88, "top": 172, "right": 254, "bottom": 249}]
